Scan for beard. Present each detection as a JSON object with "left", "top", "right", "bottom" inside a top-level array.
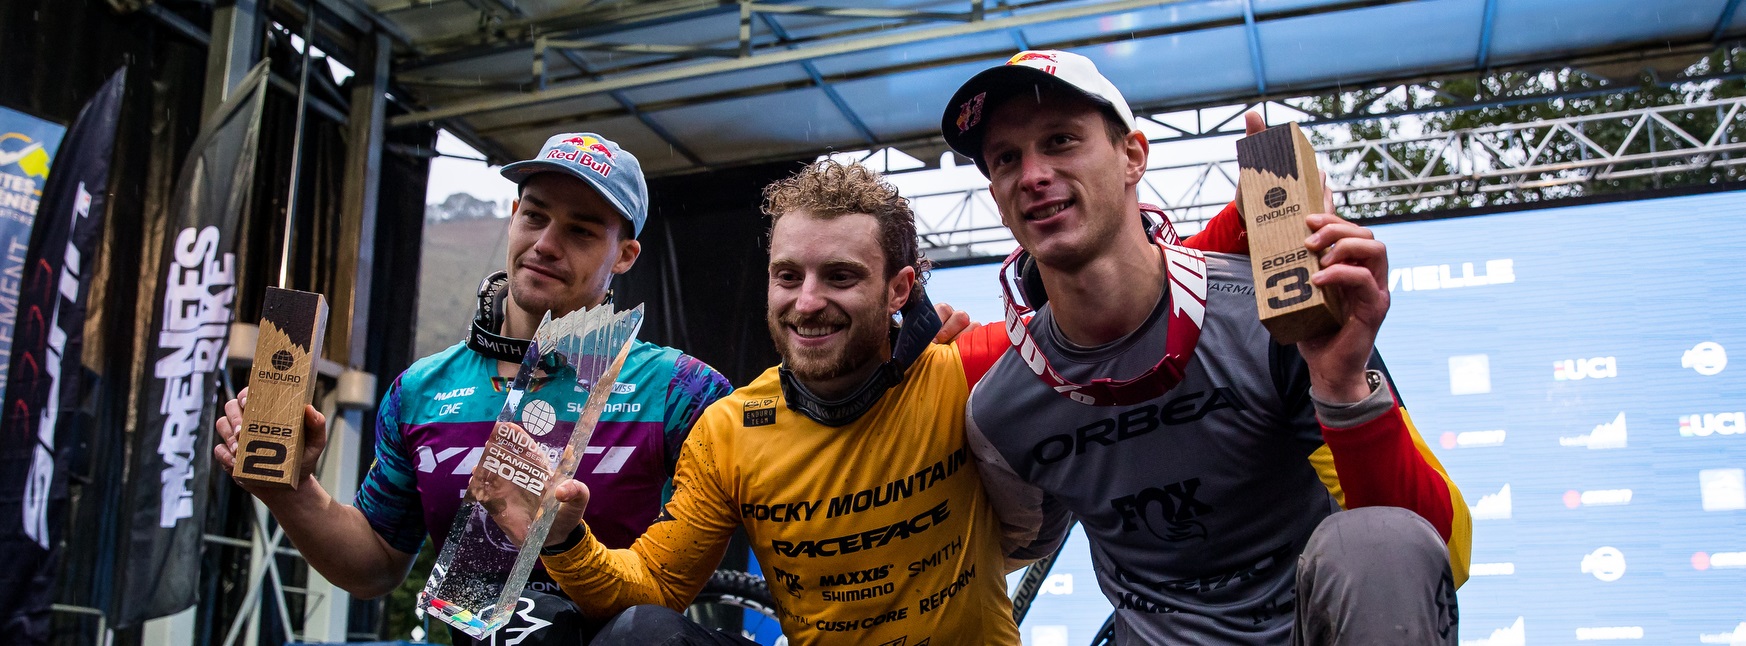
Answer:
[
  {"left": 508, "top": 273, "right": 562, "bottom": 317},
  {"left": 768, "top": 303, "right": 890, "bottom": 385},
  {"left": 508, "top": 259, "right": 598, "bottom": 320}
]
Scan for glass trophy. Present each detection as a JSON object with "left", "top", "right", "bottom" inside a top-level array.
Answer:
[{"left": 418, "top": 303, "right": 644, "bottom": 638}]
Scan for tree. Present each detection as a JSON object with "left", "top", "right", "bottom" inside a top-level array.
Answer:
[{"left": 1298, "top": 46, "right": 1746, "bottom": 218}]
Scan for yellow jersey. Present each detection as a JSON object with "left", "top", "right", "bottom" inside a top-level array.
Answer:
[{"left": 542, "top": 342, "right": 1020, "bottom": 645}]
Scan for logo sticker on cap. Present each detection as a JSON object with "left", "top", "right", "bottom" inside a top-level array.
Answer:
[
  {"left": 562, "top": 135, "right": 616, "bottom": 160},
  {"left": 544, "top": 136, "right": 614, "bottom": 177},
  {"left": 941, "top": 50, "right": 1136, "bottom": 178},
  {"left": 562, "top": 134, "right": 618, "bottom": 160},
  {"left": 957, "top": 92, "right": 986, "bottom": 134},
  {"left": 1008, "top": 51, "right": 1059, "bottom": 74},
  {"left": 1008, "top": 51, "right": 1059, "bottom": 64},
  {"left": 500, "top": 131, "right": 649, "bottom": 236}
]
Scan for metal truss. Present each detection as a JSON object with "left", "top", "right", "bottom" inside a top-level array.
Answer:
[
  {"left": 210, "top": 504, "right": 317, "bottom": 646},
  {"left": 377, "top": 0, "right": 1741, "bottom": 176},
  {"left": 107, "top": 351, "right": 367, "bottom": 646},
  {"left": 387, "top": 0, "right": 1428, "bottom": 128},
  {"left": 476, "top": 37, "right": 1738, "bottom": 176},
  {"left": 910, "top": 95, "right": 1746, "bottom": 262},
  {"left": 403, "top": 0, "right": 1006, "bottom": 71},
  {"left": 1325, "top": 97, "right": 1746, "bottom": 206},
  {"left": 1124, "top": 50, "right": 1736, "bottom": 144},
  {"left": 692, "top": 47, "right": 1743, "bottom": 180},
  {"left": 192, "top": 357, "right": 359, "bottom": 646}
]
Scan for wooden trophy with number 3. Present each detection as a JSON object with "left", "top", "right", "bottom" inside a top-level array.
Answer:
[{"left": 1236, "top": 122, "right": 1344, "bottom": 344}]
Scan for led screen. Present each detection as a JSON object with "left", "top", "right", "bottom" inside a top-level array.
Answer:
[{"left": 915, "top": 190, "right": 1746, "bottom": 645}]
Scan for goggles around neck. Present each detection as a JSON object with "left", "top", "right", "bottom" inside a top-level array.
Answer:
[
  {"left": 998, "top": 205, "right": 1208, "bottom": 406},
  {"left": 469, "top": 271, "right": 530, "bottom": 364}
]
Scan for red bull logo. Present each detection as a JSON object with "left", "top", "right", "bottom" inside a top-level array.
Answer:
[
  {"left": 1007, "top": 52, "right": 1058, "bottom": 66},
  {"left": 543, "top": 148, "right": 613, "bottom": 178},
  {"left": 559, "top": 135, "right": 615, "bottom": 160},
  {"left": 1007, "top": 51, "right": 1059, "bottom": 75}
]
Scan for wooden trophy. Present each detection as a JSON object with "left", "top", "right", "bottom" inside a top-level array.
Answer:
[
  {"left": 1236, "top": 122, "right": 1342, "bottom": 344},
  {"left": 233, "top": 287, "right": 329, "bottom": 488}
]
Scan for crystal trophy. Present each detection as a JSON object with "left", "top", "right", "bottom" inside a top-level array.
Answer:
[{"left": 418, "top": 303, "right": 644, "bottom": 638}]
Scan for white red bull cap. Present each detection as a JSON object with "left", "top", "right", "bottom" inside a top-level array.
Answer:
[
  {"left": 940, "top": 50, "right": 1137, "bottom": 176},
  {"left": 500, "top": 132, "right": 649, "bottom": 237}
]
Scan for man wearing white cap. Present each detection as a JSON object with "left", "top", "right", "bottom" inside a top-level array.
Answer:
[
  {"left": 214, "top": 133, "right": 736, "bottom": 644},
  {"left": 942, "top": 51, "right": 1471, "bottom": 644}
]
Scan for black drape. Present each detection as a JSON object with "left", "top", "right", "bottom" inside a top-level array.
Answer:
[
  {"left": 618, "top": 161, "right": 805, "bottom": 387},
  {"left": 0, "top": 3, "right": 434, "bottom": 643},
  {"left": 0, "top": 3, "right": 209, "bottom": 644}
]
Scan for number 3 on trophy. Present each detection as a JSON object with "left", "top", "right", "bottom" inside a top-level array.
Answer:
[{"left": 1265, "top": 267, "right": 1313, "bottom": 309}]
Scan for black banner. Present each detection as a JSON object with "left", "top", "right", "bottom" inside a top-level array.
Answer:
[
  {"left": 0, "top": 68, "right": 125, "bottom": 643},
  {"left": 114, "top": 60, "right": 268, "bottom": 628}
]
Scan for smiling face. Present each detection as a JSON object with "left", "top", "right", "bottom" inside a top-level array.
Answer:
[
  {"left": 504, "top": 172, "right": 641, "bottom": 322},
  {"left": 980, "top": 89, "right": 1148, "bottom": 271},
  {"left": 765, "top": 210, "right": 915, "bottom": 395}
]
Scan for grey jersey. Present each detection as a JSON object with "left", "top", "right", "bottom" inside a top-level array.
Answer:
[{"left": 967, "top": 252, "right": 1340, "bottom": 644}]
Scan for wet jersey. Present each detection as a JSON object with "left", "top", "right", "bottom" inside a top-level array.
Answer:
[
  {"left": 355, "top": 340, "right": 732, "bottom": 561},
  {"left": 965, "top": 252, "right": 1470, "bottom": 645},
  {"left": 541, "top": 343, "right": 1020, "bottom": 646}
]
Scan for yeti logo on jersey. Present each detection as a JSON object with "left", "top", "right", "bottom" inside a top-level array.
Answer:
[
  {"left": 417, "top": 445, "right": 635, "bottom": 474},
  {"left": 1110, "top": 478, "right": 1214, "bottom": 542}
]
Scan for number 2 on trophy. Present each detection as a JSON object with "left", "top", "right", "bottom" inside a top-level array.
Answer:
[{"left": 241, "top": 441, "right": 287, "bottom": 478}]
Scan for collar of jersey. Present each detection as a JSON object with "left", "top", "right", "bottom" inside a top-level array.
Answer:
[{"left": 778, "top": 289, "right": 942, "bottom": 427}]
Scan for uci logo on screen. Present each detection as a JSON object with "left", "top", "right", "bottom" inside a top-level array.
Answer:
[{"left": 1553, "top": 356, "right": 1616, "bottom": 381}]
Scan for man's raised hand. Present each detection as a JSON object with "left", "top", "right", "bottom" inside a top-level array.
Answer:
[
  {"left": 1295, "top": 212, "right": 1388, "bottom": 403},
  {"left": 213, "top": 387, "right": 328, "bottom": 494}
]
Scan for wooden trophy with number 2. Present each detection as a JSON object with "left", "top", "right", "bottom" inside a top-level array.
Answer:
[{"left": 232, "top": 287, "right": 329, "bottom": 488}]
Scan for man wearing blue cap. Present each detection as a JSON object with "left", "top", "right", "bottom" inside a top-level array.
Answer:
[{"left": 214, "top": 133, "right": 735, "bottom": 644}]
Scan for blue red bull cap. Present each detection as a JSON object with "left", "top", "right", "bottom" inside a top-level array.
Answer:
[
  {"left": 500, "top": 133, "right": 649, "bottom": 237},
  {"left": 940, "top": 50, "right": 1137, "bottom": 177}
]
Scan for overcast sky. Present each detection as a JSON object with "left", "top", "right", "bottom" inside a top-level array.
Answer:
[{"left": 425, "top": 130, "right": 517, "bottom": 214}]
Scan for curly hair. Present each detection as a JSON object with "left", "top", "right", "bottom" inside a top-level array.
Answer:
[{"left": 761, "top": 160, "right": 929, "bottom": 282}]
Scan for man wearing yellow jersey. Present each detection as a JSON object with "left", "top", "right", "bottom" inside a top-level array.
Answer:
[{"left": 523, "top": 160, "right": 1021, "bottom": 644}]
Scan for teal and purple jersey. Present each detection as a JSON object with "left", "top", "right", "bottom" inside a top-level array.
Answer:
[{"left": 355, "top": 339, "right": 732, "bottom": 562}]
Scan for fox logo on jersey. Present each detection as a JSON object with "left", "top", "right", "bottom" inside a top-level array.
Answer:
[
  {"left": 772, "top": 566, "right": 805, "bottom": 597},
  {"left": 1110, "top": 478, "right": 1214, "bottom": 542}
]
